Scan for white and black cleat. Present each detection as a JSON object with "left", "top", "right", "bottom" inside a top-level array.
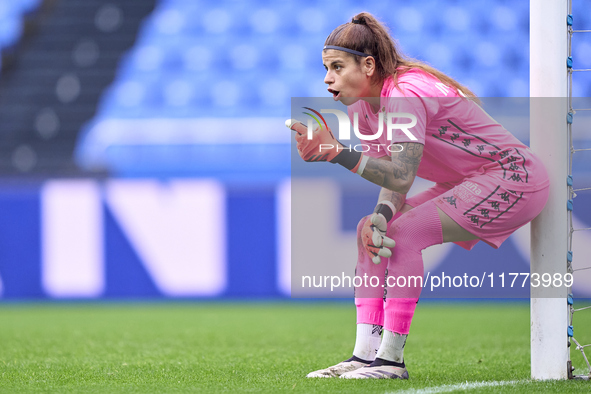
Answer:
[
  {"left": 306, "top": 356, "right": 371, "bottom": 378},
  {"left": 339, "top": 358, "right": 409, "bottom": 379}
]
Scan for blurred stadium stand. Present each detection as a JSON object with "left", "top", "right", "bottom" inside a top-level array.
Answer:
[
  {"left": 0, "top": 0, "right": 40, "bottom": 57},
  {"left": 0, "top": 0, "right": 589, "bottom": 300},
  {"left": 0, "top": 0, "right": 156, "bottom": 175},
  {"left": 75, "top": 0, "right": 591, "bottom": 179},
  {"left": 0, "top": 0, "right": 589, "bottom": 177}
]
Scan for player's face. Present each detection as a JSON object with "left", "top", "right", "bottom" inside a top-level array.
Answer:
[{"left": 322, "top": 49, "right": 373, "bottom": 106}]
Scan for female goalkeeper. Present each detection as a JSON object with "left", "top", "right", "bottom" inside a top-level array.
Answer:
[{"left": 290, "top": 12, "right": 549, "bottom": 380}]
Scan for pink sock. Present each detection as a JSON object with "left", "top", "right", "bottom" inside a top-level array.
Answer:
[
  {"left": 355, "top": 211, "right": 404, "bottom": 325},
  {"left": 384, "top": 201, "right": 443, "bottom": 334},
  {"left": 384, "top": 298, "right": 417, "bottom": 334},
  {"left": 355, "top": 297, "right": 384, "bottom": 326}
]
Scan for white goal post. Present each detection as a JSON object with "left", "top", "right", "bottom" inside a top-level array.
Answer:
[{"left": 530, "top": 0, "right": 569, "bottom": 380}]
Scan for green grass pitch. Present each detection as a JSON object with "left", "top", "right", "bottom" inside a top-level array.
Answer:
[{"left": 0, "top": 302, "right": 589, "bottom": 393}]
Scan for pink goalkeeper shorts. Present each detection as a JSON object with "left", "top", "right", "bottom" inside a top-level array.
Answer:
[{"left": 405, "top": 175, "right": 550, "bottom": 250}]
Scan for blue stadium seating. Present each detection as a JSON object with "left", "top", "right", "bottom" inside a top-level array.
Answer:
[
  {"left": 76, "top": 0, "right": 591, "bottom": 177},
  {"left": 0, "top": 4, "right": 23, "bottom": 49},
  {"left": 0, "top": 0, "right": 42, "bottom": 48},
  {"left": 0, "top": 0, "right": 43, "bottom": 79},
  {"left": 94, "top": 0, "right": 537, "bottom": 121}
]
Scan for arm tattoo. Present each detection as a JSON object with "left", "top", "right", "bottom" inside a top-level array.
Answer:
[
  {"left": 378, "top": 188, "right": 406, "bottom": 212},
  {"left": 361, "top": 142, "right": 424, "bottom": 192},
  {"left": 394, "top": 142, "right": 423, "bottom": 178}
]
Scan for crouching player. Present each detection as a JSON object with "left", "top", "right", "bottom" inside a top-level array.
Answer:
[{"left": 287, "top": 12, "right": 549, "bottom": 380}]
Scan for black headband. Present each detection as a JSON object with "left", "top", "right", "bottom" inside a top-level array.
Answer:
[{"left": 323, "top": 45, "right": 374, "bottom": 58}]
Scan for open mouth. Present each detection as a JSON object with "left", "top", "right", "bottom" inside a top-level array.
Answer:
[{"left": 328, "top": 88, "right": 340, "bottom": 100}]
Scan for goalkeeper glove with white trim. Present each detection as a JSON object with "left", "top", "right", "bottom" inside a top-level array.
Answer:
[
  {"left": 286, "top": 119, "right": 364, "bottom": 173},
  {"left": 361, "top": 202, "right": 396, "bottom": 264}
]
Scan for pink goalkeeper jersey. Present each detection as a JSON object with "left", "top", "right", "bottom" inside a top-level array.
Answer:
[{"left": 347, "top": 69, "right": 549, "bottom": 191}]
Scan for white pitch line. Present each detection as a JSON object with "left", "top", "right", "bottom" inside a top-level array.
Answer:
[{"left": 389, "top": 380, "right": 525, "bottom": 394}]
